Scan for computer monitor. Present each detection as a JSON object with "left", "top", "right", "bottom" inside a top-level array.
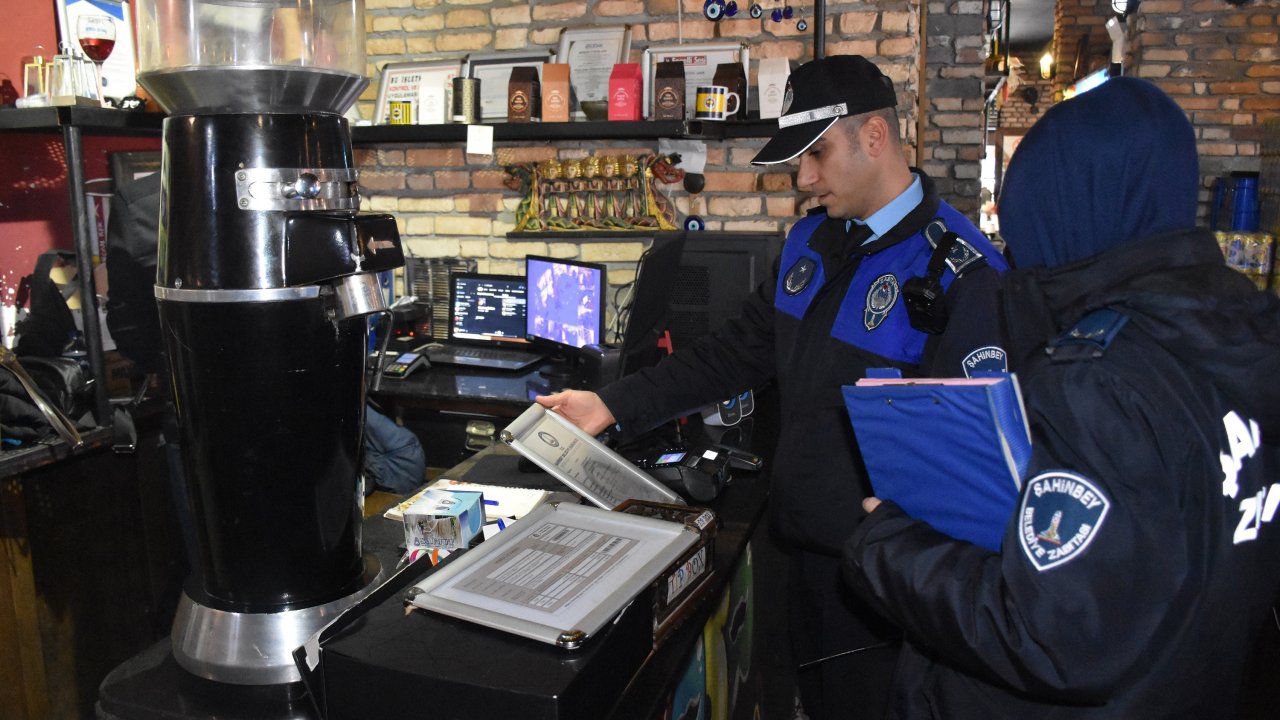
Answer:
[
  {"left": 525, "top": 255, "right": 607, "bottom": 375},
  {"left": 448, "top": 273, "right": 531, "bottom": 346}
]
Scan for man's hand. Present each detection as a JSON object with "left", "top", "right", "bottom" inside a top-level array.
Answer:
[
  {"left": 535, "top": 390, "right": 616, "bottom": 436},
  {"left": 862, "top": 497, "right": 882, "bottom": 514}
]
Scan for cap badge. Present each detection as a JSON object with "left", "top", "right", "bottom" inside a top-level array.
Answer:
[{"left": 781, "top": 83, "right": 794, "bottom": 115}]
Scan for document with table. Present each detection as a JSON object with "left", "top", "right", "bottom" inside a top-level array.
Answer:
[{"left": 842, "top": 370, "right": 1032, "bottom": 551}]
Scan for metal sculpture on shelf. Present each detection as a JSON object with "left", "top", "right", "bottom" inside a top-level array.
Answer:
[{"left": 506, "top": 152, "right": 684, "bottom": 232}]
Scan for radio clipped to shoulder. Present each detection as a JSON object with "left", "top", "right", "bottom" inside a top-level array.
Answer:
[{"left": 902, "top": 220, "right": 959, "bottom": 335}]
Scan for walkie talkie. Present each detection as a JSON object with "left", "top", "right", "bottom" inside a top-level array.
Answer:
[{"left": 903, "top": 221, "right": 959, "bottom": 335}]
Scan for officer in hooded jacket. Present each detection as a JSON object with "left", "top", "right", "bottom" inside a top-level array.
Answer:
[
  {"left": 538, "top": 55, "right": 1009, "bottom": 720},
  {"left": 842, "top": 76, "right": 1280, "bottom": 718}
]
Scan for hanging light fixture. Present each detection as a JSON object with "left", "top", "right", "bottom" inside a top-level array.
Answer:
[{"left": 1039, "top": 51, "right": 1054, "bottom": 80}]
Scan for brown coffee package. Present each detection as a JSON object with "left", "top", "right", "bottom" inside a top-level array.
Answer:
[
  {"left": 508, "top": 66, "right": 541, "bottom": 123},
  {"left": 652, "top": 60, "right": 685, "bottom": 120},
  {"left": 542, "top": 63, "right": 570, "bottom": 122},
  {"left": 712, "top": 62, "right": 747, "bottom": 120}
]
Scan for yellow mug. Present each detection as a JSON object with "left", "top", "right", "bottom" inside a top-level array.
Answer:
[{"left": 694, "top": 85, "right": 741, "bottom": 121}]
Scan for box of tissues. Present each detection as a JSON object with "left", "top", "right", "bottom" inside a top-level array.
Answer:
[{"left": 402, "top": 489, "right": 484, "bottom": 551}]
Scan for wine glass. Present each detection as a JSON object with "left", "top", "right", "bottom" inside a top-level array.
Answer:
[{"left": 75, "top": 14, "right": 116, "bottom": 105}]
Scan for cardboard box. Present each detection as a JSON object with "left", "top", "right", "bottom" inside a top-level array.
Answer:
[
  {"left": 542, "top": 63, "right": 571, "bottom": 122},
  {"left": 652, "top": 60, "right": 685, "bottom": 120},
  {"left": 757, "top": 57, "right": 791, "bottom": 119},
  {"left": 508, "top": 66, "right": 541, "bottom": 123},
  {"left": 608, "top": 63, "right": 643, "bottom": 121},
  {"left": 402, "top": 489, "right": 484, "bottom": 551}
]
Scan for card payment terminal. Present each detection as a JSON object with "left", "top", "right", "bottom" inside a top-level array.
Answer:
[{"left": 382, "top": 351, "right": 428, "bottom": 379}]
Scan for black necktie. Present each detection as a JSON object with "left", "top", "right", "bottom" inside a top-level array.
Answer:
[{"left": 848, "top": 221, "right": 874, "bottom": 246}]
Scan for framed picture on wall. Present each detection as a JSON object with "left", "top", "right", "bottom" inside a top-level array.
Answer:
[
  {"left": 464, "top": 49, "right": 555, "bottom": 122},
  {"left": 556, "top": 26, "right": 631, "bottom": 119},
  {"left": 641, "top": 42, "right": 748, "bottom": 120},
  {"left": 375, "top": 59, "right": 464, "bottom": 125}
]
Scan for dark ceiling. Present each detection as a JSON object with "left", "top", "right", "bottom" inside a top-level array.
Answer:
[{"left": 1006, "top": 0, "right": 1056, "bottom": 52}]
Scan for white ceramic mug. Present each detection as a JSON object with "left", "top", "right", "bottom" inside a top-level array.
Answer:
[{"left": 694, "top": 85, "right": 741, "bottom": 121}]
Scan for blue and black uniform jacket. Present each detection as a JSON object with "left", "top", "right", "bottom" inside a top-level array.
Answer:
[{"left": 601, "top": 171, "right": 1009, "bottom": 553}]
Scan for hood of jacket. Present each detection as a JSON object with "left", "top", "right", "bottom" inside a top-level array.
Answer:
[{"left": 996, "top": 76, "right": 1280, "bottom": 434}]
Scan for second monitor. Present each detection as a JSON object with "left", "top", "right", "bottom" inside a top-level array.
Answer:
[{"left": 525, "top": 255, "right": 607, "bottom": 377}]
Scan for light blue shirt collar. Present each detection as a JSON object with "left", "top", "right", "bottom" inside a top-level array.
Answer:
[{"left": 846, "top": 173, "right": 924, "bottom": 245}]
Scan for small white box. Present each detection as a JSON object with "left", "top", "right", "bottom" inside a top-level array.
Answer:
[
  {"left": 403, "top": 489, "right": 484, "bottom": 551},
  {"left": 757, "top": 58, "right": 791, "bottom": 120}
]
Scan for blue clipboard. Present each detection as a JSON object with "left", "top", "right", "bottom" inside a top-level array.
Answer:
[{"left": 843, "top": 370, "right": 1031, "bottom": 551}]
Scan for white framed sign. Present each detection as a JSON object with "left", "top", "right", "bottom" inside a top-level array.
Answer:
[
  {"left": 557, "top": 25, "right": 631, "bottom": 119},
  {"left": 641, "top": 42, "right": 749, "bottom": 120},
  {"left": 376, "top": 59, "right": 463, "bottom": 125}
]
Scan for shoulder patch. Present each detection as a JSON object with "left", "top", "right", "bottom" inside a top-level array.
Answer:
[
  {"left": 784, "top": 257, "right": 817, "bottom": 295},
  {"left": 961, "top": 345, "right": 1007, "bottom": 377},
  {"left": 1048, "top": 308, "right": 1129, "bottom": 362},
  {"left": 923, "top": 218, "right": 985, "bottom": 276},
  {"left": 1019, "top": 470, "right": 1110, "bottom": 572},
  {"left": 944, "top": 236, "right": 985, "bottom": 276}
]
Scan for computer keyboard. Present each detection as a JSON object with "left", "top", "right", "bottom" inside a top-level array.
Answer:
[{"left": 426, "top": 344, "right": 545, "bottom": 370}]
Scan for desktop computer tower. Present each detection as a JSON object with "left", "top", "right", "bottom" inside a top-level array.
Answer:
[
  {"left": 403, "top": 257, "right": 477, "bottom": 340},
  {"left": 665, "top": 231, "right": 782, "bottom": 351}
]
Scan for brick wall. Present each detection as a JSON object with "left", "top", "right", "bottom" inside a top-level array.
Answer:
[
  {"left": 355, "top": 0, "right": 988, "bottom": 298},
  {"left": 1047, "top": 0, "right": 1280, "bottom": 224}
]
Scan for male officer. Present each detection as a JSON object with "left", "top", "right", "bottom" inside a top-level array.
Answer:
[
  {"left": 538, "top": 55, "right": 1008, "bottom": 719},
  {"left": 842, "top": 76, "right": 1280, "bottom": 718}
]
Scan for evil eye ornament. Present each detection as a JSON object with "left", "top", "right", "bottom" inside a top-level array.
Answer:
[
  {"left": 770, "top": 5, "right": 794, "bottom": 21},
  {"left": 704, "top": 0, "right": 725, "bottom": 21},
  {"left": 750, "top": 3, "right": 763, "bottom": 17},
  {"left": 684, "top": 215, "right": 706, "bottom": 232},
  {"left": 797, "top": 18, "right": 808, "bottom": 30},
  {"left": 725, "top": 0, "right": 739, "bottom": 16}
]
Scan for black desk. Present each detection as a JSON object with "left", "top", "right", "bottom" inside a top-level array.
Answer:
[{"left": 369, "top": 357, "right": 587, "bottom": 468}]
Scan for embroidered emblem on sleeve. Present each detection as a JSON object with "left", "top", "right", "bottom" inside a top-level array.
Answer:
[
  {"left": 863, "top": 273, "right": 899, "bottom": 330},
  {"left": 1019, "top": 470, "right": 1110, "bottom": 571},
  {"left": 962, "top": 345, "right": 1008, "bottom": 377}
]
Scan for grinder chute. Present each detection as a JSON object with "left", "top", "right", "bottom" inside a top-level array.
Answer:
[{"left": 135, "top": 0, "right": 400, "bottom": 685}]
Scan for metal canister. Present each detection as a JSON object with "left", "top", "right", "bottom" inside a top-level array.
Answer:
[
  {"left": 388, "top": 99, "right": 413, "bottom": 124},
  {"left": 452, "top": 76, "right": 480, "bottom": 124}
]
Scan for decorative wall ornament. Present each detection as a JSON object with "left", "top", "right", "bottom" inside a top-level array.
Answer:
[{"left": 505, "top": 153, "right": 684, "bottom": 232}]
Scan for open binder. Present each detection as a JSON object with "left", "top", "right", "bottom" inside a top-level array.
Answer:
[{"left": 842, "top": 370, "right": 1032, "bottom": 551}]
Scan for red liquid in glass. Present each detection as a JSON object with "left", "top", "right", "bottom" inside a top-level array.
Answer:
[{"left": 80, "top": 37, "right": 115, "bottom": 63}]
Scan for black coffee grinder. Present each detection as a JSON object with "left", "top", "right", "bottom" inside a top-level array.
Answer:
[{"left": 134, "top": 0, "right": 400, "bottom": 685}]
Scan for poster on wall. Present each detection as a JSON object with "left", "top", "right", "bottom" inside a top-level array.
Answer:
[{"left": 57, "top": 0, "right": 137, "bottom": 103}]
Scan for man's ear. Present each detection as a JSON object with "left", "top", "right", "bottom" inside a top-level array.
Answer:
[{"left": 861, "top": 115, "right": 892, "bottom": 158}]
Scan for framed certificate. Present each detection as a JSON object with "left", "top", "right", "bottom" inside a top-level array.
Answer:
[
  {"left": 557, "top": 25, "right": 632, "bottom": 119},
  {"left": 406, "top": 502, "right": 699, "bottom": 648},
  {"left": 464, "top": 49, "right": 555, "bottom": 122},
  {"left": 641, "top": 42, "right": 750, "bottom": 120},
  {"left": 376, "top": 59, "right": 463, "bottom": 125}
]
